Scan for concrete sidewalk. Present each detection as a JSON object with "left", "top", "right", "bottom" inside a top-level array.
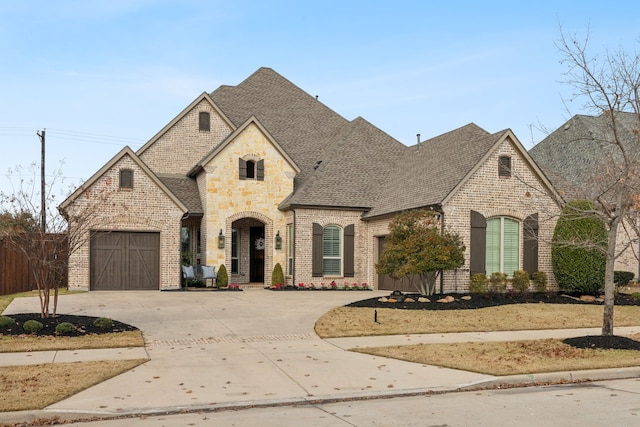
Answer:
[{"left": 2, "top": 290, "right": 640, "bottom": 424}]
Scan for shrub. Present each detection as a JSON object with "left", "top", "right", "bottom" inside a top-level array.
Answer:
[
  {"left": 0, "top": 316, "right": 15, "bottom": 328},
  {"left": 93, "top": 317, "right": 113, "bottom": 329},
  {"left": 469, "top": 273, "right": 488, "bottom": 293},
  {"left": 489, "top": 272, "right": 508, "bottom": 293},
  {"left": 272, "top": 263, "right": 285, "bottom": 287},
  {"left": 532, "top": 271, "right": 548, "bottom": 292},
  {"left": 511, "top": 270, "right": 531, "bottom": 293},
  {"left": 614, "top": 271, "right": 635, "bottom": 287},
  {"left": 217, "top": 264, "right": 228, "bottom": 288},
  {"left": 552, "top": 200, "right": 606, "bottom": 294},
  {"left": 631, "top": 292, "right": 640, "bottom": 301},
  {"left": 55, "top": 322, "right": 76, "bottom": 335},
  {"left": 23, "top": 319, "right": 43, "bottom": 334}
]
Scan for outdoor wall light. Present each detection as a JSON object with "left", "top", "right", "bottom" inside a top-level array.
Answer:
[
  {"left": 275, "top": 230, "right": 282, "bottom": 250},
  {"left": 218, "top": 229, "right": 225, "bottom": 249}
]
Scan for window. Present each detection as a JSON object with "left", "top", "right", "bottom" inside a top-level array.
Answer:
[
  {"left": 322, "top": 225, "right": 342, "bottom": 276},
  {"left": 486, "top": 217, "right": 519, "bottom": 275},
  {"left": 498, "top": 155, "right": 511, "bottom": 178},
  {"left": 287, "top": 224, "right": 294, "bottom": 276},
  {"left": 199, "top": 111, "right": 210, "bottom": 132},
  {"left": 246, "top": 160, "right": 255, "bottom": 179},
  {"left": 239, "top": 159, "right": 264, "bottom": 180},
  {"left": 231, "top": 229, "right": 239, "bottom": 274},
  {"left": 119, "top": 169, "right": 133, "bottom": 189}
]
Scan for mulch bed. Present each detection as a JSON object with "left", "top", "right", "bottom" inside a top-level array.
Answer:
[
  {"left": 0, "top": 313, "right": 139, "bottom": 337},
  {"left": 347, "top": 291, "right": 640, "bottom": 351}
]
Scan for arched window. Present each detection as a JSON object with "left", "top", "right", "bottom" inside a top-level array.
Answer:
[
  {"left": 486, "top": 217, "right": 519, "bottom": 275},
  {"left": 322, "top": 225, "right": 342, "bottom": 276}
]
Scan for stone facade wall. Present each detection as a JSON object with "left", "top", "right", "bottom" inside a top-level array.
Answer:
[
  {"left": 293, "top": 208, "right": 368, "bottom": 286},
  {"left": 442, "top": 137, "right": 561, "bottom": 292},
  {"left": 201, "top": 122, "right": 295, "bottom": 285},
  {"left": 139, "top": 99, "right": 233, "bottom": 175},
  {"left": 66, "top": 154, "right": 184, "bottom": 290}
]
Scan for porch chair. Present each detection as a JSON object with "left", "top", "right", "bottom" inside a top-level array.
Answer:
[
  {"left": 181, "top": 265, "right": 196, "bottom": 289},
  {"left": 201, "top": 265, "right": 217, "bottom": 287}
]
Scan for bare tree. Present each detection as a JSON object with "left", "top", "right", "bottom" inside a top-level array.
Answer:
[
  {"left": 0, "top": 163, "right": 108, "bottom": 317},
  {"left": 554, "top": 29, "right": 640, "bottom": 336}
]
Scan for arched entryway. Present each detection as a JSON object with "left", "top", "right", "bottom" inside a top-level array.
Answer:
[{"left": 230, "top": 216, "right": 270, "bottom": 285}]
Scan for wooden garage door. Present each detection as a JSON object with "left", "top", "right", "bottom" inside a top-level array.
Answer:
[
  {"left": 90, "top": 232, "right": 160, "bottom": 290},
  {"left": 377, "top": 236, "right": 418, "bottom": 292}
]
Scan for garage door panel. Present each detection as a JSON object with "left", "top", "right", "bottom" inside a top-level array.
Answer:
[{"left": 91, "top": 232, "right": 159, "bottom": 290}]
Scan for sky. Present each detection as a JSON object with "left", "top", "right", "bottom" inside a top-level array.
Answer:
[{"left": 1, "top": 0, "right": 639, "bottom": 201}]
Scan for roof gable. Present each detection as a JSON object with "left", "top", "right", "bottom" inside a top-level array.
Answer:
[
  {"left": 136, "top": 92, "right": 235, "bottom": 157},
  {"left": 210, "top": 67, "right": 350, "bottom": 187},
  {"left": 59, "top": 146, "right": 187, "bottom": 214},
  {"left": 187, "top": 116, "right": 301, "bottom": 177}
]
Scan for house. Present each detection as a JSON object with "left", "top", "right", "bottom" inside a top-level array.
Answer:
[
  {"left": 60, "top": 68, "right": 561, "bottom": 291},
  {"left": 529, "top": 112, "right": 640, "bottom": 277}
]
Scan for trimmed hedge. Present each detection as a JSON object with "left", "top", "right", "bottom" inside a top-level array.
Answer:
[
  {"left": 272, "top": 263, "right": 285, "bottom": 286},
  {"left": 614, "top": 271, "right": 635, "bottom": 287},
  {"left": 552, "top": 200, "right": 606, "bottom": 294}
]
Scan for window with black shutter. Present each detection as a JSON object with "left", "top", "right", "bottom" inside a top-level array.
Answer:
[
  {"left": 470, "top": 210, "right": 486, "bottom": 275},
  {"left": 523, "top": 214, "right": 539, "bottom": 274}
]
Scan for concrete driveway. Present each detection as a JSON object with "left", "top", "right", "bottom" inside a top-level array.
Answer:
[{"left": 4, "top": 289, "right": 492, "bottom": 416}]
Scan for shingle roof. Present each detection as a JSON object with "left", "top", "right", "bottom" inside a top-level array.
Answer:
[
  {"left": 210, "top": 68, "right": 351, "bottom": 188},
  {"left": 364, "top": 123, "right": 500, "bottom": 218},
  {"left": 281, "top": 117, "right": 407, "bottom": 208},
  {"left": 157, "top": 175, "right": 203, "bottom": 214},
  {"left": 529, "top": 111, "right": 640, "bottom": 201}
]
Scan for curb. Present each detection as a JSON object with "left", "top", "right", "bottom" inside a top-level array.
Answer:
[{"left": 2, "top": 367, "right": 639, "bottom": 426}]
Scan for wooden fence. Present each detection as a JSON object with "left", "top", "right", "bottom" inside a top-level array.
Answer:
[{"left": 0, "top": 236, "right": 67, "bottom": 296}]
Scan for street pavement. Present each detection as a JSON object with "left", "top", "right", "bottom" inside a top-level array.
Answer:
[{"left": 2, "top": 290, "right": 640, "bottom": 425}]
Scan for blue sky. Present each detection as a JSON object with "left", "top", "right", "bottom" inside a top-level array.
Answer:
[{"left": 1, "top": 0, "right": 639, "bottom": 199}]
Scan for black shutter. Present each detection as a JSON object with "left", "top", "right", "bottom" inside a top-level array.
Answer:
[
  {"left": 343, "top": 224, "right": 355, "bottom": 277},
  {"left": 312, "top": 223, "right": 323, "bottom": 277},
  {"left": 239, "top": 158, "right": 247, "bottom": 180},
  {"left": 257, "top": 159, "right": 264, "bottom": 181},
  {"left": 523, "top": 214, "right": 539, "bottom": 275},
  {"left": 470, "top": 210, "right": 486, "bottom": 275}
]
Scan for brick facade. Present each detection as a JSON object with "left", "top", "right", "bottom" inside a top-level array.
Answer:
[{"left": 66, "top": 154, "right": 185, "bottom": 290}]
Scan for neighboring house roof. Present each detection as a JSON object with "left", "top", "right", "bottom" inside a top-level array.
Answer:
[
  {"left": 157, "top": 174, "right": 203, "bottom": 214},
  {"left": 59, "top": 147, "right": 188, "bottom": 215},
  {"left": 529, "top": 111, "right": 640, "bottom": 200}
]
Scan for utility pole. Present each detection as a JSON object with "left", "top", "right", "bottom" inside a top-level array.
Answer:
[{"left": 37, "top": 129, "right": 46, "bottom": 231}]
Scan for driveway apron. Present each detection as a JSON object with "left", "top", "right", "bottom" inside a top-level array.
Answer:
[{"left": 4, "top": 290, "right": 492, "bottom": 415}]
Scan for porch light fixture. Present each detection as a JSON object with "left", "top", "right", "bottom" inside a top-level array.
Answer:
[
  {"left": 218, "top": 229, "right": 225, "bottom": 249},
  {"left": 275, "top": 230, "right": 282, "bottom": 250}
]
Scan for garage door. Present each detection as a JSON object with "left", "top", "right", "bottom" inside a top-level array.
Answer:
[
  {"left": 90, "top": 232, "right": 160, "bottom": 290},
  {"left": 377, "top": 236, "right": 418, "bottom": 292}
]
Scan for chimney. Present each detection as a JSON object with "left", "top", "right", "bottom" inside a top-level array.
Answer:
[{"left": 416, "top": 133, "right": 421, "bottom": 151}]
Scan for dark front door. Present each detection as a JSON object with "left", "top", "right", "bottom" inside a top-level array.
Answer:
[
  {"left": 90, "top": 231, "right": 160, "bottom": 290},
  {"left": 250, "top": 226, "right": 265, "bottom": 282}
]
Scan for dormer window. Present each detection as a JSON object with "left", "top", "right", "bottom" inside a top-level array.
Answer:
[
  {"left": 498, "top": 155, "right": 511, "bottom": 178},
  {"left": 199, "top": 111, "right": 210, "bottom": 132},
  {"left": 119, "top": 169, "right": 134, "bottom": 189},
  {"left": 239, "top": 158, "right": 265, "bottom": 181}
]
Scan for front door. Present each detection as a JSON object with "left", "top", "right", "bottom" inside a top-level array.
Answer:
[{"left": 250, "top": 226, "right": 265, "bottom": 282}]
